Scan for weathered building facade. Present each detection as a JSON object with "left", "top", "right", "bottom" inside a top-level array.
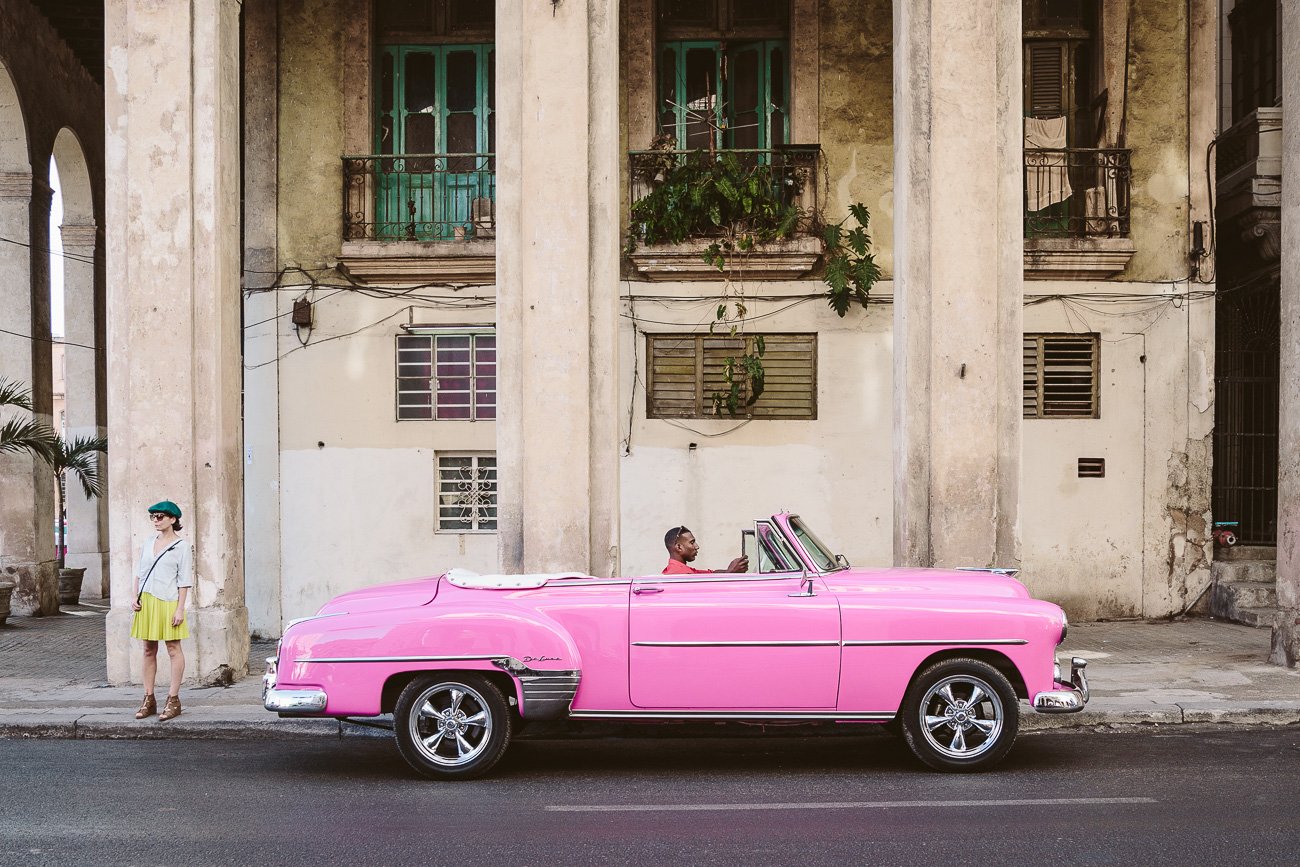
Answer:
[
  {"left": 3, "top": 0, "right": 1300, "bottom": 680},
  {"left": 232, "top": 0, "right": 1220, "bottom": 646}
]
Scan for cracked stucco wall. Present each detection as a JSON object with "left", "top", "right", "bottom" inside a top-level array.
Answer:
[{"left": 818, "top": 0, "right": 894, "bottom": 273}]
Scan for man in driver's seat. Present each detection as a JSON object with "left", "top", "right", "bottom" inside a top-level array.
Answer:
[{"left": 662, "top": 526, "right": 749, "bottom": 575}]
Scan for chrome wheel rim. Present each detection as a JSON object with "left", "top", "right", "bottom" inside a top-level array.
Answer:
[
  {"left": 917, "top": 674, "right": 1003, "bottom": 759},
  {"left": 408, "top": 682, "right": 494, "bottom": 767}
]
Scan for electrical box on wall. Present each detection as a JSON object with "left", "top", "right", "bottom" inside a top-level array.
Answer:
[{"left": 291, "top": 297, "right": 313, "bottom": 328}]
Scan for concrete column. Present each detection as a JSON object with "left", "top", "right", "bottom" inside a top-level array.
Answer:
[
  {"left": 0, "top": 173, "right": 56, "bottom": 615},
  {"left": 892, "top": 0, "right": 1023, "bottom": 569},
  {"left": 1272, "top": 1, "right": 1300, "bottom": 666},
  {"left": 60, "top": 223, "right": 109, "bottom": 598},
  {"left": 242, "top": 0, "right": 282, "bottom": 638},
  {"left": 105, "top": 0, "right": 248, "bottom": 684},
  {"left": 496, "top": 0, "right": 622, "bottom": 575}
]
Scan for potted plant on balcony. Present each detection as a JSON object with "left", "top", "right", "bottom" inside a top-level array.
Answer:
[
  {"left": 49, "top": 433, "right": 108, "bottom": 606},
  {"left": 0, "top": 378, "right": 58, "bottom": 624}
]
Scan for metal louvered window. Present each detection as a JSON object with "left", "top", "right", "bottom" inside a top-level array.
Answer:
[
  {"left": 646, "top": 333, "right": 817, "bottom": 420},
  {"left": 436, "top": 453, "right": 497, "bottom": 532},
  {"left": 396, "top": 330, "right": 496, "bottom": 421},
  {"left": 1024, "top": 333, "right": 1100, "bottom": 419}
]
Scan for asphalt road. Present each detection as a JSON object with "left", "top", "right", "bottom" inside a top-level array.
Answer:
[{"left": 3, "top": 727, "right": 1299, "bottom": 866}]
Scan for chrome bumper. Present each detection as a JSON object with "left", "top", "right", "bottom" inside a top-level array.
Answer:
[
  {"left": 261, "top": 656, "right": 329, "bottom": 714},
  {"left": 1032, "top": 657, "right": 1089, "bottom": 713}
]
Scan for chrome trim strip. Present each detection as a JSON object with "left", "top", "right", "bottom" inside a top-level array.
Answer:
[
  {"left": 300, "top": 654, "right": 518, "bottom": 664},
  {"left": 841, "top": 639, "right": 1029, "bottom": 647},
  {"left": 284, "top": 611, "right": 348, "bottom": 631},
  {"left": 569, "top": 710, "right": 894, "bottom": 721},
  {"left": 632, "top": 640, "right": 840, "bottom": 648},
  {"left": 955, "top": 567, "right": 1022, "bottom": 578},
  {"left": 629, "top": 573, "right": 813, "bottom": 586}
]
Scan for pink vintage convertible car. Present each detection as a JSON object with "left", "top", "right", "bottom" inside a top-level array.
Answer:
[{"left": 263, "top": 512, "right": 1087, "bottom": 779}]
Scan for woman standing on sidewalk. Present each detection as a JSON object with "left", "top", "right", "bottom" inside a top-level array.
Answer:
[{"left": 129, "top": 501, "right": 193, "bottom": 722}]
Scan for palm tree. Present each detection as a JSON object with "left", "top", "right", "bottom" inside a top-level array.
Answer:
[
  {"left": 50, "top": 433, "right": 108, "bottom": 570},
  {"left": 0, "top": 377, "right": 58, "bottom": 463}
]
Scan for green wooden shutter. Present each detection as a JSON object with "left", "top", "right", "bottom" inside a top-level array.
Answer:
[
  {"left": 1025, "top": 41, "right": 1068, "bottom": 118},
  {"left": 647, "top": 333, "right": 817, "bottom": 419}
]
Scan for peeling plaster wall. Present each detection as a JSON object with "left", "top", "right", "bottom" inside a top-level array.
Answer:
[
  {"left": 1124, "top": 0, "right": 1192, "bottom": 282},
  {"left": 1021, "top": 282, "right": 1213, "bottom": 620},
  {"left": 818, "top": 0, "right": 894, "bottom": 271},
  {"left": 278, "top": 0, "right": 348, "bottom": 265}
]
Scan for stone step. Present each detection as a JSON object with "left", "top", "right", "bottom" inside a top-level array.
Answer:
[
  {"left": 1211, "top": 559, "right": 1277, "bottom": 584},
  {"left": 1216, "top": 580, "right": 1279, "bottom": 609},
  {"left": 1217, "top": 545, "right": 1277, "bottom": 562},
  {"left": 1230, "top": 607, "right": 1278, "bottom": 629},
  {"left": 1210, "top": 556, "right": 1278, "bottom": 627}
]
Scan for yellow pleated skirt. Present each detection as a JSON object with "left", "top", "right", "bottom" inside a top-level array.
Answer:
[{"left": 130, "top": 592, "right": 190, "bottom": 641}]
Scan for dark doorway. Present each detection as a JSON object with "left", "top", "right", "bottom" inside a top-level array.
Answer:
[{"left": 1213, "top": 277, "right": 1280, "bottom": 545}]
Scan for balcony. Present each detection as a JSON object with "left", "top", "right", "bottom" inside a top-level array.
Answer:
[
  {"left": 1022, "top": 147, "right": 1135, "bottom": 280},
  {"left": 338, "top": 154, "right": 496, "bottom": 285},
  {"left": 1215, "top": 107, "right": 1282, "bottom": 266},
  {"left": 625, "top": 146, "right": 824, "bottom": 281}
]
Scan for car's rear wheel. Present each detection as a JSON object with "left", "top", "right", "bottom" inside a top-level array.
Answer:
[
  {"left": 899, "top": 657, "right": 1019, "bottom": 772},
  {"left": 394, "top": 673, "right": 512, "bottom": 780}
]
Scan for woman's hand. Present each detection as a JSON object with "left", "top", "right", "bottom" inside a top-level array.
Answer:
[
  {"left": 131, "top": 599, "right": 142, "bottom": 612},
  {"left": 170, "top": 610, "right": 185, "bottom": 628}
]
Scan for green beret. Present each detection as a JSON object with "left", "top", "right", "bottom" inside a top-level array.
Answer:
[{"left": 148, "top": 500, "right": 182, "bottom": 519}]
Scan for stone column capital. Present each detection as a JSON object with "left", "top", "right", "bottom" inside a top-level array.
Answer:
[
  {"left": 59, "top": 223, "right": 101, "bottom": 248},
  {"left": 0, "top": 171, "right": 32, "bottom": 198}
]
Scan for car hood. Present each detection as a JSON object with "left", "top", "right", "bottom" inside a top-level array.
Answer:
[
  {"left": 315, "top": 575, "right": 441, "bottom": 616},
  {"left": 820, "top": 566, "right": 1030, "bottom": 599}
]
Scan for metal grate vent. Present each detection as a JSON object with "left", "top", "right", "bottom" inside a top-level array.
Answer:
[{"left": 1078, "top": 457, "right": 1106, "bottom": 478}]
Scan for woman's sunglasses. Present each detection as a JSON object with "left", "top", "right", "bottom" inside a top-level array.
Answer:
[{"left": 149, "top": 513, "right": 169, "bottom": 521}]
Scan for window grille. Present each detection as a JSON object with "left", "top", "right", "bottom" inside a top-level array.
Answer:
[
  {"left": 646, "top": 333, "right": 816, "bottom": 420},
  {"left": 1023, "top": 333, "right": 1100, "bottom": 419},
  {"left": 437, "top": 453, "right": 497, "bottom": 532},
  {"left": 397, "top": 330, "right": 496, "bottom": 420}
]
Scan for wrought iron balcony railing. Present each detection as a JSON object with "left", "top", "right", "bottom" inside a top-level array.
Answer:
[
  {"left": 343, "top": 154, "right": 495, "bottom": 242},
  {"left": 1024, "top": 148, "right": 1131, "bottom": 239},
  {"left": 628, "top": 146, "right": 822, "bottom": 239}
]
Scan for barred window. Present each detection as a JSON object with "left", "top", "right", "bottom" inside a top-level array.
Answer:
[
  {"left": 437, "top": 453, "right": 497, "bottom": 532},
  {"left": 396, "top": 330, "right": 496, "bottom": 421},
  {"left": 1023, "top": 333, "right": 1100, "bottom": 418},
  {"left": 646, "top": 333, "right": 817, "bottom": 420}
]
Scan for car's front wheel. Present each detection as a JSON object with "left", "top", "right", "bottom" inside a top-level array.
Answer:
[
  {"left": 899, "top": 657, "right": 1019, "bottom": 772},
  {"left": 394, "top": 673, "right": 513, "bottom": 780}
]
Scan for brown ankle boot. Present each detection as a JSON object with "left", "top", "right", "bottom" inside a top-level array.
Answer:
[
  {"left": 134, "top": 694, "right": 157, "bottom": 719},
  {"left": 159, "top": 695, "right": 182, "bottom": 722}
]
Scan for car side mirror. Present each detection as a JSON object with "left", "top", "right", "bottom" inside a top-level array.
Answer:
[{"left": 835, "top": 553, "right": 850, "bottom": 568}]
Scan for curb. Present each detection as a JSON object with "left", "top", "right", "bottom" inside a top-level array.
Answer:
[{"left": 2, "top": 704, "right": 1299, "bottom": 740}]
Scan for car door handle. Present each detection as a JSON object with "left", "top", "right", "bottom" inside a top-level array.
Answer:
[{"left": 633, "top": 587, "right": 664, "bottom": 595}]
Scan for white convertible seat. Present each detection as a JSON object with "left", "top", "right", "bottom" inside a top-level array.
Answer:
[{"left": 444, "top": 568, "right": 594, "bottom": 590}]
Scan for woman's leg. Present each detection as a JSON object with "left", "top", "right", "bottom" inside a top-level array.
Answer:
[
  {"left": 164, "top": 640, "right": 185, "bottom": 697},
  {"left": 141, "top": 640, "right": 159, "bottom": 695}
]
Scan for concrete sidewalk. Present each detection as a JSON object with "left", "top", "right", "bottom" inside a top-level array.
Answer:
[{"left": 1, "top": 601, "right": 1298, "bottom": 739}]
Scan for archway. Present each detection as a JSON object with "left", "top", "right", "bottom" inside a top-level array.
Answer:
[
  {"left": 50, "top": 127, "right": 107, "bottom": 599},
  {"left": 0, "top": 58, "right": 55, "bottom": 615}
]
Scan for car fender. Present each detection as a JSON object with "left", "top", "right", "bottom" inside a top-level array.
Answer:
[{"left": 277, "top": 600, "right": 582, "bottom": 719}]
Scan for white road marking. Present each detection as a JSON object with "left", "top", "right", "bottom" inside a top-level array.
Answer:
[
  {"left": 545, "top": 797, "right": 1157, "bottom": 813},
  {"left": 63, "top": 609, "right": 104, "bottom": 617}
]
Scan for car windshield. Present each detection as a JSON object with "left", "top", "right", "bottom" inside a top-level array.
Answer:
[{"left": 788, "top": 516, "right": 842, "bottom": 572}]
